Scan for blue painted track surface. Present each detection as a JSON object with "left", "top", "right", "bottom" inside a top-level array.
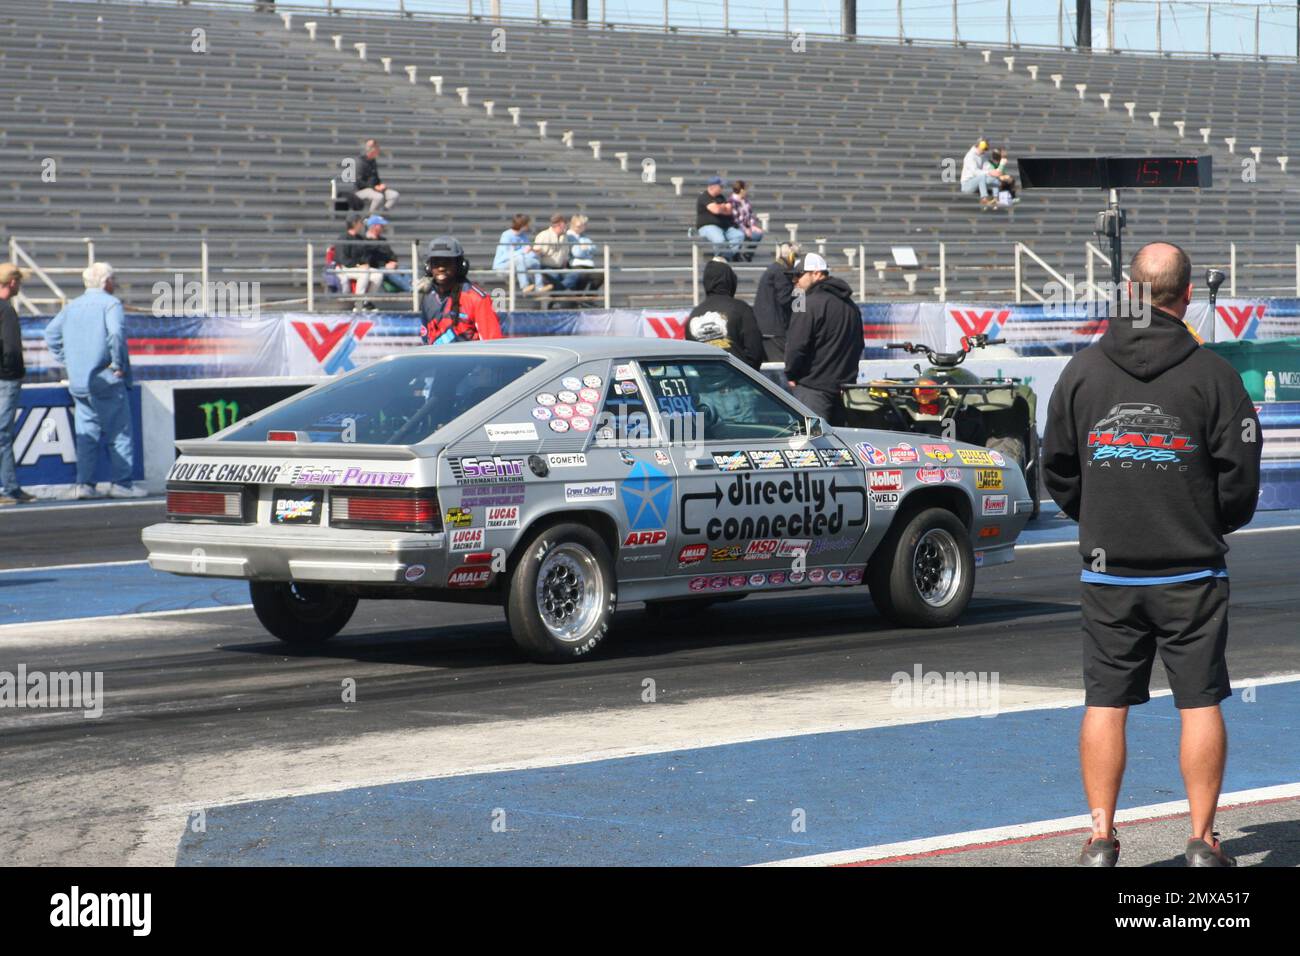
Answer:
[{"left": 176, "top": 682, "right": 1300, "bottom": 866}]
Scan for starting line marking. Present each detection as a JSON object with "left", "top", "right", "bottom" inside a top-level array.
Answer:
[{"left": 762, "top": 782, "right": 1300, "bottom": 867}]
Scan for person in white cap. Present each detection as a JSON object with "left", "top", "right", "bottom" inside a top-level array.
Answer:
[
  {"left": 43, "top": 263, "right": 144, "bottom": 498},
  {"left": 783, "top": 252, "right": 862, "bottom": 426}
]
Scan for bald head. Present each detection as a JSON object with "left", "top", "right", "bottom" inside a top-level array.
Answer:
[{"left": 1129, "top": 242, "right": 1192, "bottom": 318}]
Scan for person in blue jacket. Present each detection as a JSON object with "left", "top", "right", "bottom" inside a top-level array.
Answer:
[{"left": 43, "top": 262, "right": 144, "bottom": 499}]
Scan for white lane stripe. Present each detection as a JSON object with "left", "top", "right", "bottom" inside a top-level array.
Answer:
[
  {"left": 762, "top": 782, "right": 1300, "bottom": 867},
  {"left": 0, "top": 559, "right": 147, "bottom": 575},
  {"left": 0, "top": 604, "right": 252, "bottom": 632},
  {"left": 0, "top": 498, "right": 162, "bottom": 514}
]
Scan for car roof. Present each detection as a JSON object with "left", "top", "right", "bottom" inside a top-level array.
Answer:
[{"left": 397, "top": 336, "right": 727, "bottom": 362}]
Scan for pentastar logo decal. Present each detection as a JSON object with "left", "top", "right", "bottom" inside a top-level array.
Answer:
[{"left": 620, "top": 461, "right": 673, "bottom": 530}]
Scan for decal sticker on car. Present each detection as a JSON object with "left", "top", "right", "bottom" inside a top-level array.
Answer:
[
  {"left": 535, "top": 393, "right": 557, "bottom": 406},
  {"left": 678, "top": 543, "right": 708, "bottom": 566},
  {"left": 855, "top": 442, "right": 888, "bottom": 466},
  {"left": 747, "top": 450, "right": 785, "bottom": 470},
  {"left": 869, "top": 469, "right": 903, "bottom": 493},
  {"left": 451, "top": 456, "right": 525, "bottom": 485},
  {"left": 923, "top": 444, "right": 954, "bottom": 461},
  {"left": 620, "top": 461, "right": 672, "bottom": 530},
  {"left": 546, "top": 453, "right": 587, "bottom": 468},
  {"left": 404, "top": 564, "right": 427, "bottom": 583},
  {"left": 680, "top": 473, "right": 866, "bottom": 542},
  {"left": 818, "top": 448, "right": 856, "bottom": 468},
  {"left": 713, "top": 451, "right": 750, "bottom": 472},
  {"left": 975, "top": 468, "right": 1004, "bottom": 490},
  {"left": 561, "top": 376, "right": 582, "bottom": 391},
  {"left": 450, "top": 528, "right": 485, "bottom": 552},
  {"left": 549, "top": 419, "right": 570, "bottom": 433},
  {"left": 783, "top": 449, "right": 821, "bottom": 468},
  {"left": 444, "top": 507, "right": 473, "bottom": 528},
  {"left": 485, "top": 505, "right": 519, "bottom": 529},
  {"left": 915, "top": 465, "right": 946, "bottom": 484},
  {"left": 447, "top": 566, "right": 493, "bottom": 588},
  {"left": 981, "top": 494, "right": 1009, "bottom": 516},
  {"left": 957, "top": 448, "right": 996, "bottom": 466},
  {"left": 622, "top": 530, "right": 667, "bottom": 548},
  {"left": 565, "top": 482, "right": 617, "bottom": 502},
  {"left": 887, "top": 443, "right": 919, "bottom": 464},
  {"left": 484, "top": 422, "right": 538, "bottom": 442}
]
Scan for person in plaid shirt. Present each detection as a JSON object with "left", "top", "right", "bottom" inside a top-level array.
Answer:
[{"left": 729, "top": 180, "right": 764, "bottom": 262}]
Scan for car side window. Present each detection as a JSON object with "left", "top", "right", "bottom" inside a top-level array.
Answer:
[
  {"left": 640, "top": 361, "right": 805, "bottom": 442},
  {"left": 594, "top": 362, "right": 655, "bottom": 444}
]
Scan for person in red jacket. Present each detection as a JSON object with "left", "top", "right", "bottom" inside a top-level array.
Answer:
[{"left": 419, "top": 235, "right": 503, "bottom": 344}]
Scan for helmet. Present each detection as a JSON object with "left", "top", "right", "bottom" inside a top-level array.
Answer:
[{"left": 424, "top": 235, "right": 469, "bottom": 279}]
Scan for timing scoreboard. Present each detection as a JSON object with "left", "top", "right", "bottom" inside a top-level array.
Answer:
[{"left": 1018, "top": 156, "right": 1212, "bottom": 189}]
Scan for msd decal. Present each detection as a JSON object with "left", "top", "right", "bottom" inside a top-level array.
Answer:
[
  {"left": 290, "top": 319, "right": 373, "bottom": 374},
  {"left": 948, "top": 308, "right": 1009, "bottom": 341},
  {"left": 1214, "top": 303, "right": 1264, "bottom": 341},
  {"left": 643, "top": 315, "right": 687, "bottom": 339}
]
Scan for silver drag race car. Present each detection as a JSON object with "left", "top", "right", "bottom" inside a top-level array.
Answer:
[{"left": 143, "top": 337, "right": 1033, "bottom": 661}]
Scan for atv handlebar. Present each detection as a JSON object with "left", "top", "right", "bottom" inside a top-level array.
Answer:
[{"left": 884, "top": 334, "right": 1004, "bottom": 367}]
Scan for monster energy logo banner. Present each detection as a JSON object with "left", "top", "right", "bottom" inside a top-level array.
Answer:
[
  {"left": 200, "top": 399, "right": 239, "bottom": 435},
  {"left": 173, "top": 385, "right": 311, "bottom": 443}
]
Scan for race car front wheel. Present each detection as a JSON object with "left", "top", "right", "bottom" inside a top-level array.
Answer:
[
  {"left": 249, "top": 581, "right": 358, "bottom": 646},
  {"left": 506, "top": 523, "right": 617, "bottom": 662},
  {"left": 867, "top": 507, "right": 975, "bottom": 628}
]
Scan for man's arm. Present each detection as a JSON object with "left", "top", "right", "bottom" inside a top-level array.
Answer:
[
  {"left": 736, "top": 306, "right": 764, "bottom": 370},
  {"left": 0, "top": 306, "right": 23, "bottom": 379},
  {"left": 43, "top": 306, "right": 67, "bottom": 369},
  {"left": 471, "top": 292, "right": 504, "bottom": 340},
  {"left": 106, "top": 299, "right": 128, "bottom": 378},
  {"left": 1211, "top": 389, "right": 1263, "bottom": 533},
  {"left": 783, "top": 308, "right": 813, "bottom": 383},
  {"left": 1041, "top": 374, "right": 1081, "bottom": 521}
]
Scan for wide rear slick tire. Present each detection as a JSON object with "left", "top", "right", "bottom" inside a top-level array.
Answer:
[
  {"left": 506, "top": 522, "right": 617, "bottom": 662},
  {"left": 867, "top": 507, "right": 975, "bottom": 627},
  {"left": 249, "top": 581, "right": 358, "bottom": 646}
]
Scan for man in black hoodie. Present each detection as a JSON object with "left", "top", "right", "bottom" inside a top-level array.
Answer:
[
  {"left": 685, "top": 259, "right": 764, "bottom": 370},
  {"left": 1043, "top": 242, "right": 1261, "bottom": 868},
  {"left": 783, "top": 253, "right": 862, "bottom": 425}
]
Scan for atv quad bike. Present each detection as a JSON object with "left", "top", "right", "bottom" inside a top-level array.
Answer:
[{"left": 841, "top": 334, "right": 1040, "bottom": 519}]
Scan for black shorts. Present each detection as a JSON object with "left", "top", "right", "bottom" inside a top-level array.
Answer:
[{"left": 1080, "top": 577, "right": 1231, "bottom": 709}]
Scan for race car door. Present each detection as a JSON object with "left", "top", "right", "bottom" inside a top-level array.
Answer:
[{"left": 640, "top": 358, "right": 868, "bottom": 588}]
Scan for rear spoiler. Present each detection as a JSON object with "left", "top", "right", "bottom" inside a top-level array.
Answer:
[{"left": 173, "top": 439, "right": 425, "bottom": 461}]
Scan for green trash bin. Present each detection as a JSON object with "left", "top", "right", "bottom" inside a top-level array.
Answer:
[{"left": 1205, "top": 337, "right": 1300, "bottom": 402}]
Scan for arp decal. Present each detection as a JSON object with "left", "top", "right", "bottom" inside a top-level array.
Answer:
[
  {"left": 622, "top": 530, "right": 667, "bottom": 548},
  {"left": 1087, "top": 403, "right": 1198, "bottom": 465},
  {"left": 680, "top": 473, "right": 867, "bottom": 543}
]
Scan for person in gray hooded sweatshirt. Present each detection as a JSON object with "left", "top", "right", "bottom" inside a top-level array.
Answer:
[
  {"left": 1043, "top": 242, "right": 1261, "bottom": 869},
  {"left": 685, "top": 259, "right": 764, "bottom": 370}
]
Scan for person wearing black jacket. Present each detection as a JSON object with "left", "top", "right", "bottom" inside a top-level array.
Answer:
[
  {"left": 783, "top": 253, "right": 862, "bottom": 425},
  {"left": 753, "top": 242, "right": 799, "bottom": 363},
  {"left": 685, "top": 260, "right": 764, "bottom": 370},
  {"left": 1043, "top": 242, "right": 1262, "bottom": 869},
  {"left": 0, "top": 263, "right": 34, "bottom": 504},
  {"left": 353, "top": 139, "right": 399, "bottom": 215}
]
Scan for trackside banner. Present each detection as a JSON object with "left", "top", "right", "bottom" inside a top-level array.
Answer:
[{"left": 17, "top": 300, "right": 1300, "bottom": 382}]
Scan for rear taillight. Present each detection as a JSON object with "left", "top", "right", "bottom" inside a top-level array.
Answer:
[
  {"left": 166, "top": 484, "right": 249, "bottom": 522},
  {"left": 331, "top": 491, "right": 441, "bottom": 533}
]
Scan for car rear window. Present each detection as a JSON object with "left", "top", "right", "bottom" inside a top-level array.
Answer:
[{"left": 220, "top": 353, "right": 545, "bottom": 445}]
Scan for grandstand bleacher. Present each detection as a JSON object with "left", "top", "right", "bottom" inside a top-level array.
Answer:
[{"left": 2, "top": 0, "right": 1298, "bottom": 313}]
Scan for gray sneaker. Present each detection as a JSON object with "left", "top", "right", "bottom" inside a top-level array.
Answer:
[
  {"left": 1077, "top": 832, "right": 1120, "bottom": 867},
  {"left": 1186, "top": 833, "right": 1236, "bottom": 867}
]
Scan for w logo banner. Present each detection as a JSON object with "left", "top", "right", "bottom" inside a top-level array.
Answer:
[
  {"left": 642, "top": 315, "right": 686, "bottom": 339},
  {"left": 948, "top": 308, "right": 1010, "bottom": 341},
  {"left": 1214, "top": 304, "right": 1264, "bottom": 341},
  {"left": 290, "top": 319, "right": 373, "bottom": 374}
]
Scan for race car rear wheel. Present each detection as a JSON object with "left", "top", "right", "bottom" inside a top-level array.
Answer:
[
  {"left": 867, "top": 507, "right": 975, "bottom": 627},
  {"left": 249, "top": 581, "right": 358, "bottom": 646},
  {"left": 506, "top": 523, "right": 616, "bottom": 662}
]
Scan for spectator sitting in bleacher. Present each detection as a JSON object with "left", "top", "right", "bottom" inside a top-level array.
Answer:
[
  {"left": 532, "top": 213, "right": 571, "bottom": 293},
  {"left": 986, "top": 148, "right": 1019, "bottom": 205},
  {"left": 959, "top": 139, "right": 1001, "bottom": 209},
  {"left": 730, "top": 181, "right": 764, "bottom": 262},
  {"left": 354, "top": 139, "right": 399, "bottom": 215},
  {"left": 696, "top": 176, "right": 743, "bottom": 260},
  {"left": 363, "top": 216, "right": 410, "bottom": 294},
  {"left": 564, "top": 215, "right": 603, "bottom": 292},
  {"left": 336, "top": 215, "right": 381, "bottom": 296},
  {"left": 492, "top": 214, "right": 542, "bottom": 292}
]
